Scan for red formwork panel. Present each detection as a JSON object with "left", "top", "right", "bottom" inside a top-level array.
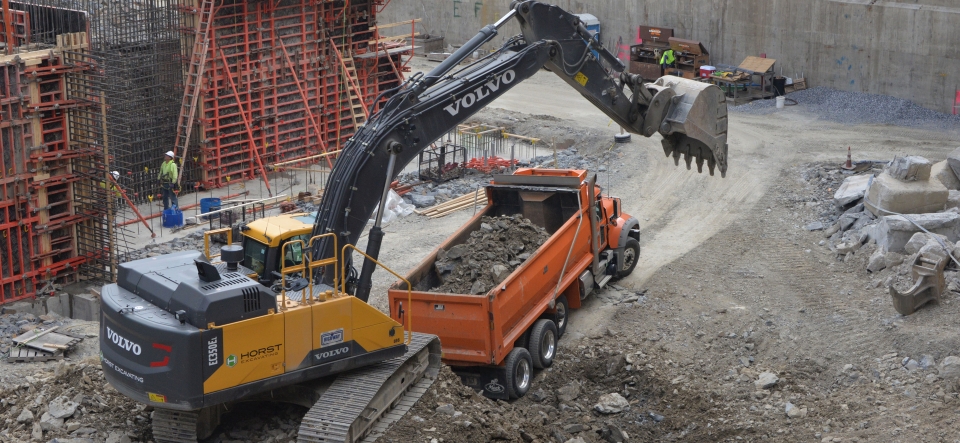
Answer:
[
  {"left": 0, "top": 51, "right": 96, "bottom": 304},
  {"left": 0, "top": 9, "right": 30, "bottom": 50},
  {"left": 188, "top": 0, "right": 410, "bottom": 188}
]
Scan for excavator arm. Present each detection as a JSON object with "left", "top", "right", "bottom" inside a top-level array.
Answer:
[{"left": 311, "top": 1, "right": 728, "bottom": 301}]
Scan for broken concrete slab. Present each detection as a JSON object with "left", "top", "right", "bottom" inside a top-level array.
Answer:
[
  {"left": 834, "top": 174, "right": 872, "bottom": 207},
  {"left": 864, "top": 172, "right": 948, "bottom": 216},
  {"left": 71, "top": 293, "right": 100, "bottom": 322},
  {"left": 946, "top": 190, "right": 960, "bottom": 210},
  {"left": 887, "top": 156, "right": 932, "bottom": 181},
  {"left": 947, "top": 147, "right": 960, "bottom": 181},
  {"left": 904, "top": 233, "right": 947, "bottom": 255},
  {"left": 932, "top": 160, "right": 960, "bottom": 191},
  {"left": 869, "top": 212, "right": 960, "bottom": 253},
  {"left": 867, "top": 249, "right": 886, "bottom": 272}
]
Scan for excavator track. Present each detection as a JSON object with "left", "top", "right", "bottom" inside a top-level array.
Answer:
[
  {"left": 151, "top": 409, "right": 203, "bottom": 443},
  {"left": 299, "top": 332, "right": 441, "bottom": 443},
  {"left": 151, "top": 333, "right": 440, "bottom": 443}
]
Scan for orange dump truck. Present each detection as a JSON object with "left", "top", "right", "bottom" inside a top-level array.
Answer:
[{"left": 387, "top": 168, "right": 640, "bottom": 399}]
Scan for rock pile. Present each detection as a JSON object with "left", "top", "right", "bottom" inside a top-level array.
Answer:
[
  {"left": 0, "top": 359, "right": 150, "bottom": 442},
  {"left": 804, "top": 152, "right": 960, "bottom": 307},
  {"left": 431, "top": 214, "right": 549, "bottom": 294}
]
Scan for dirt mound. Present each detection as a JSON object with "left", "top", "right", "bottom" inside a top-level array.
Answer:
[{"left": 431, "top": 214, "right": 549, "bottom": 294}]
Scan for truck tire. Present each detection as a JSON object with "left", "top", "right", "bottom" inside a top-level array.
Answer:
[
  {"left": 504, "top": 347, "right": 533, "bottom": 399},
  {"left": 529, "top": 319, "right": 558, "bottom": 369},
  {"left": 617, "top": 238, "right": 640, "bottom": 278},
  {"left": 554, "top": 295, "right": 569, "bottom": 338}
]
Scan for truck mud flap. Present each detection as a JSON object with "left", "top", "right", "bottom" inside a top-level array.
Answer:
[{"left": 453, "top": 367, "right": 511, "bottom": 400}]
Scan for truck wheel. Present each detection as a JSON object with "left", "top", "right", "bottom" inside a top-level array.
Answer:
[
  {"left": 529, "top": 319, "right": 558, "bottom": 369},
  {"left": 617, "top": 238, "right": 640, "bottom": 278},
  {"left": 504, "top": 347, "right": 533, "bottom": 399},
  {"left": 554, "top": 295, "right": 568, "bottom": 338}
]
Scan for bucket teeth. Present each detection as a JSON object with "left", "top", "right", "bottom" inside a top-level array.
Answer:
[{"left": 661, "top": 136, "right": 726, "bottom": 178}]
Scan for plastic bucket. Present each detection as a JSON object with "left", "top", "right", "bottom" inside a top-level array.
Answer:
[
  {"left": 699, "top": 65, "right": 716, "bottom": 78},
  {"left": 200, "top": 197, "right": 221, "bottom": 220},
  {"left": 776, "top": 96, "right": 786, "bottom": 109},
  {"left": 162, "top": 207, "right": 183, "bottom": 228}
]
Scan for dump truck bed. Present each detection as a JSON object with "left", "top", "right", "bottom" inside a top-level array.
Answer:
[{"left": 389, "top": 170, "right": 594, "bottom": 367}]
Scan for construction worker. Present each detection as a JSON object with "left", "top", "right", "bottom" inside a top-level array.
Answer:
[
  {"left": 660, "top": 48, "right": 676, "bottom": 76},
  {"left": 159, "top": 151, "right": 179, "bottom": 210},
  {"left": 103, "top": 171, "right": 123, "bottom": 209}
]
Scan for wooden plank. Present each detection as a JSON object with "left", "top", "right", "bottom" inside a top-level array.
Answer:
[
  {"left": 13, "top": 326, "right": 58, "bottom": 346},
  {"left": 738, "top": 56, "right": 776, "bottom": 74},
  {"left": 376, "top": 18, "right": 422, "bottom": 30},
  {"left": 15, "top": 330, "right": 81, "bottom": 353},
  {"left": 6, "top": 347, "right": 61, "bottom": 363}
]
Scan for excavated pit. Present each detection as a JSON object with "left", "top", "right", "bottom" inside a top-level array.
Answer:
[{"left": 430, "top": 214, "right": 549, "bottom": 294}]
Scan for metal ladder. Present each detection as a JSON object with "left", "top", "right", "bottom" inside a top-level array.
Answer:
[
  {"left": 173, "top": 0, "right": 215, "bottom": 186},
  {"left": 332, "top": 43, "right": 369, "bottom": 128}
]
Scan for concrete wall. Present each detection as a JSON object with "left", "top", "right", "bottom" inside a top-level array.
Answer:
[{"left": 381, "top": 0, "right": 960, "bottom": 113}]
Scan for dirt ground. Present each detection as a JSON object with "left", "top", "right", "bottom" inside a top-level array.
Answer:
[
  {"left": 2, "top": 57, "right": 959, "bottom": 442},
  {"left": 372, "top": 60, "right": 960, "bottom": 443}
]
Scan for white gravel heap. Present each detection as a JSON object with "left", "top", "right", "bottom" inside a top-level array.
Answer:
[{"left": 732, "top": 87, "right": 960, "bottom": 130}]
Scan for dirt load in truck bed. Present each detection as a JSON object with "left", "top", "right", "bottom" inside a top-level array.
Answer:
[{"left": 430, "top": 214, "right": 549, "bottom": 295}]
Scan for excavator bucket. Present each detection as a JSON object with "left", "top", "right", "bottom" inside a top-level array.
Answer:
[
  {"left": 653, "top": 76, "right": 729, "bottom": 178},
  {"left": 888, "top": 253, "right": 946, "bottom": 315}
]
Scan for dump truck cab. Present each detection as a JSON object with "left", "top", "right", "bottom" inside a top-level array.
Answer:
[{"left": 236, "top": 212, "right": 315, "bottom": 287}]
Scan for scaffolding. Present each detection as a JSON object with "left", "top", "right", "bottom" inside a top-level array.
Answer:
[
  {"left": 0, "top": 32, "right": 134, "bottom": 303},
  {"left": 0, "top": 0, "right": 414, "bottom": 304}
]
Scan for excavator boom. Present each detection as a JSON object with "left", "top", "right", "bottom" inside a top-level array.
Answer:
[{"left": 311, "top": 1, "right": 729, "bottom": 299}]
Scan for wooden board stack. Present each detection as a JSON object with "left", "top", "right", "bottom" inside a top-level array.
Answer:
[{"left": 415, "top": 189, "right": 487, "bottom": 218}]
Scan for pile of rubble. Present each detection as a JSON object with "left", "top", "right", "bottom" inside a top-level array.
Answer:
[
  {"left": 0, "top": 359, "right": 149, "bottom": 442},
  {"left": 806, "top": 150, "right": 960, "bottom": 312},
  {"left": 123, "top": 230, "right": 218, "bottom": 262},
  {"left": 431, "top": 214, "right": 549, "bottom": 294}
]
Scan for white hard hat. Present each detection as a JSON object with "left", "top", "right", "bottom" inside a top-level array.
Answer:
[
  {"left": 165, "top": 151, "right": 175, "bottom": 158},
  {"left": 111, "top": 171, "right": 120, "bottom": 180}
]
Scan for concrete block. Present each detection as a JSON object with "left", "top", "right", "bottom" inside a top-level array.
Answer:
[
  {"left": 833, "top": 174, "right": 872, "bottom": 207},
  {"left": 947, "top": 147, "right": 960, "bottom": 181},
  {"left": 886, "top": 156, "right": 931, "bottom": 182},
  {"left": 1, "top": 300, "right": 45, "bottom": 316},
  {"left": 932, "top": 160, "right": 960, "bottom": 191},
  {"left": 871, "top": 212, "right": 960, "bottom": 253},
  {"left": 44, "top": 293, "right": 71, "bottom": 318},
  {"left": 71, "top": 293, "right": 100, "bottom": 322},
  {"left": 864, "top": 172, "right": 947, "bottom": 216}
]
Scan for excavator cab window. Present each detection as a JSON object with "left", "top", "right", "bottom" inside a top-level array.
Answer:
[
  {"left": 280, "top": 234, "right": 311, "bottom": 270},
  {"left": 243, "top": 237, "right": 268, "bottom": 276}
]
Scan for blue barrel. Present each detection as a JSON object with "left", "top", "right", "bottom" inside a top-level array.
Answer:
[
  {"left": 162, "top": 207, "right": 183, "bottom": 228},
  {"left": 200, "top": 197, "right": 221, "bottom": 220}
]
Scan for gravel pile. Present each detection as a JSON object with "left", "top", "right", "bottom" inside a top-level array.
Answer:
[{"left": 733, "top": 87, "right": 960, "bottom": 130}]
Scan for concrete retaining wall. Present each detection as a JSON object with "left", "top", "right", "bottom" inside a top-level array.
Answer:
[{"left": 380, "top": 0, "right": 960, "bottom": 113}]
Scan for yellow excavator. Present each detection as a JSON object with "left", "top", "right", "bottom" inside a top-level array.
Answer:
[{"left": 100, "top": 2, "right": 729, "bottom": 442}]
